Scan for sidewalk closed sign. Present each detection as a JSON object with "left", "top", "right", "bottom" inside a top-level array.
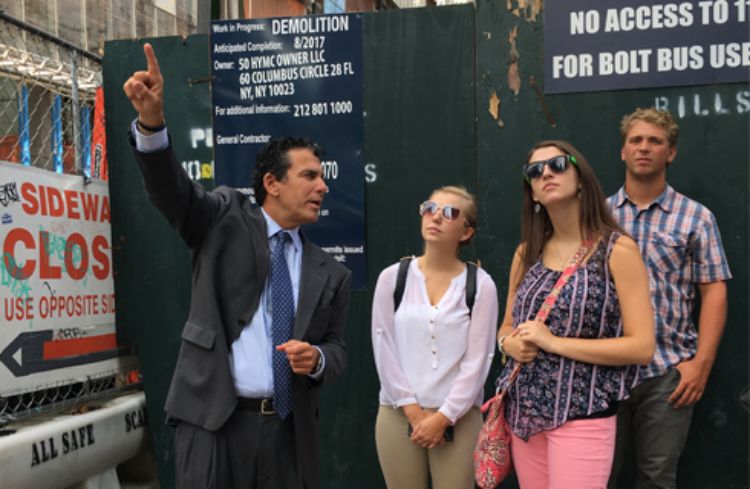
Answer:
[{"left": 0, "top": 162, "right": 134, "bottom": 397}]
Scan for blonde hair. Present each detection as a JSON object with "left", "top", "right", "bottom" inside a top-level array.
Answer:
[
  {"left": 620, "top": 108, "right": 679, "bottom": 148},
  {"left": 431, "top": 185, "right": 478, "bottom": 230},
  {"left": 428, "top": 186, "right": 478, "bottom": 251}
]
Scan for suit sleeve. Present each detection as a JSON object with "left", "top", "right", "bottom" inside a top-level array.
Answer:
[
  {"left": 313, "top": 269, "right": 351, "bottom": 386},
  {"left": 130, "top": 135, "right": 225, "bottom": 249}
]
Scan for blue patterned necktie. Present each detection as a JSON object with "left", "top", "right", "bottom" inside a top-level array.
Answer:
[{"left": 271, "top": 231, "right": 294, "bottom": 419}]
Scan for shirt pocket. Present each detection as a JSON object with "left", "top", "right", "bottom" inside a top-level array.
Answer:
[{"left": 648, "top": 232, "right": 688, "bottom": 274}]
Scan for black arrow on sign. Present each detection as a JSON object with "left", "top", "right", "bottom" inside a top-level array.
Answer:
[{"left": 0, "top": 330, "right": 120, "bottom": 377}]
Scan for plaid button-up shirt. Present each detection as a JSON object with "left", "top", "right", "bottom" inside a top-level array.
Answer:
[{"left": 608, "top": 185, "right": 732, "bottom": 379}]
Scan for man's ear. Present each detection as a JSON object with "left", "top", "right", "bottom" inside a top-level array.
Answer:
[
  {"left": 263, "top": 172, "right": 279, "bottom": 198},
  {"left": 666, "top": 146, "right": 677, "bottom": 167}
]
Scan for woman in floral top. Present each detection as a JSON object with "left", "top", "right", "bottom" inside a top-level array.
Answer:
[{"left": 496, "top": 140, "right": 655, "bottom": 488}]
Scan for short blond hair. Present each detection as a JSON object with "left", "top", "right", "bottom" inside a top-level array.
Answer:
[{"left": 620, "top": 108, "right": 679, "bottom": 148}]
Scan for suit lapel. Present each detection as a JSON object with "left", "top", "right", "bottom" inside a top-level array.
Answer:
[
  {"left": 242, "top": 200, "right": 270, "bottom": 277},
  {"left": 294, "top": 240, "right": 326, "bottom": 338}
]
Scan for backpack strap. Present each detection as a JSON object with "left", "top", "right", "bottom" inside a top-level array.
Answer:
[
  {"left": 465, "top": 261, "right": 478, "bottom": 318},
  {"left": 393, "top": 257, "right": 479, "bottom": 317},
  {"left": 393, "top": 257, "right": 412, "bottom": 312}
]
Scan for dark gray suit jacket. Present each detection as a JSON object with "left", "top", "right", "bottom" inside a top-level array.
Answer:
[{"left": 132, "top": 140, "right": 350, "bottom": 489}]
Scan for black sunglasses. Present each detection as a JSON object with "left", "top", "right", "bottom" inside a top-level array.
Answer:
[
  {"left": 419, "top": 200, "right": 461, "bottom": 221},
  {"left": 523, "top": 154, "right": 578, "bottom": 182}
]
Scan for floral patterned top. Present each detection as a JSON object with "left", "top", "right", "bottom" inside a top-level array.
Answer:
[{"left": 497, "top": 232, "right": 640, "bottom": 441}]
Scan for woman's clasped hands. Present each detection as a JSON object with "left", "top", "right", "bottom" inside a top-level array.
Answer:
[{"left": 504, "top": 320, "right": 559, "bottom": 363}]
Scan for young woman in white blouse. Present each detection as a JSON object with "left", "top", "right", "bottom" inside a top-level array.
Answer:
[{"left": 371, "top": 186, "right": 499, "bottom": 489}]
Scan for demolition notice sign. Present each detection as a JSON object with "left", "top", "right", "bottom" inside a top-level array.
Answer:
[{"left": 210, "top": 14, "right": 366, "bottom": 289}]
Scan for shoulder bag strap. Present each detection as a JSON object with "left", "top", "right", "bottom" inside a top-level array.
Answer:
[
  {"left": 465, "top": 261, "right": 478, "bottom": 317},
  {"left": 393, "top": 257, "right": 412, "bottom": 312},
  {"left": 503, "top": 235, "right": 596, "bottom": 389}
]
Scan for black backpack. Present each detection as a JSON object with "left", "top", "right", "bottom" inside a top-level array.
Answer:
[{"left": 392, "top": 257, "right": 478, "bottom": 317}]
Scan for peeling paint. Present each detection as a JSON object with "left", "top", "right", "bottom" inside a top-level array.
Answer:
[
  {"left": 507, "top": 26, "right": 521, "bottom": 96},
  {"left": 506, "top": 0, "right": 543, "bottom": 22},
  {"left": 507, "top": 63, "right": 521, "bottom": 96},
  {"left": 488, "top": 90, "right": 500, "bottom": 120},
  {"left": 508, "top": 26, "right": 519, "bottom": 60}
]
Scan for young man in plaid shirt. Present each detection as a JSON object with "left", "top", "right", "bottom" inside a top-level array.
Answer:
[{"left": 607, "top": 108, "right": 731, "bottom": 489}]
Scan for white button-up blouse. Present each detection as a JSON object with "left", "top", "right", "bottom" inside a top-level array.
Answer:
[{"left": 371, "top": 259, "right": 499, "bottom": 424}]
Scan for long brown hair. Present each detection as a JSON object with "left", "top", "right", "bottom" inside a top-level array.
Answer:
[{"left": 517, "top": 140, "right": 625, "bottom": 284}]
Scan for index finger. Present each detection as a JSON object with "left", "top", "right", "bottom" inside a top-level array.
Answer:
[
  {"left": 143, "top": 43, "right": 161, "bottom": 76},
  {"left": 277, "top": 340, "right": 306, "bottom": 353}
]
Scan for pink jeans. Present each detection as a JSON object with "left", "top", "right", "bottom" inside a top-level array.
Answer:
[{"left": 511, "top": 416, "right": 616, "bottom": 489}]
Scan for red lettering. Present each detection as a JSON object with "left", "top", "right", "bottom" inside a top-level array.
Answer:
[
  {"left": 20, "top": 184, "right": 107, "bottom": 222},
  {"left": 20, "top": 182, "right": 38, "bottom": 215},
  {"left": 80, "top": 193, "right": 99, "bottom": 221},
  {"left": 101, "top": 293, "right": 115, "bottom": 314},
  {"left": 39, "top": 296, "right": 47, "bottom": 318},
  {"left": 3, "top": 228, "right": 35, "bottom": 279},
  {"left": 3, "top": 228, "right": 112, "bottom": 281},
  {"left": 47, "top": 187, "right": 64, "bottom": 217},
  {"left": 91, "top": 235, "right": 110, "bottom": 280},
  {"left": 100, "top": 197, "right": 110, "bottom": 223},
  {"left": 64, "top": 190, "right": 80, "bottom": 220},
  {"left": 3, "top": 297, "right": 33, "bottom": 321},
  {"left": 64, "top": 233, "right": 89, "bottom": 281},
  {"left": 39, "top": 231, "right": 62, "bottom": 279},
  {"left": 40, "top": 186, "right": 48, "bottom": 215}
]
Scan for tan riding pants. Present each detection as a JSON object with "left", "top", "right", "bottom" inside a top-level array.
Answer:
[{"left": 375, "top": 404, "right": 482, "bottom": 489}]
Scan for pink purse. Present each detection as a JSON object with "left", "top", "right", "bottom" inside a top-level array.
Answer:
[
  {"left": 474, "top": 237, "right": 594, "bottom": 489},
  {"left": 473, "top": 365, "right": 519, "bottom": 488}
]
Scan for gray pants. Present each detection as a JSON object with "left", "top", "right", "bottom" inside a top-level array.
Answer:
[
  {"left": 608, "top": 369, "right": 694, "bottom": 489},
  {"left": 174, "top": 408, "right": 302, "bottom": 489}
]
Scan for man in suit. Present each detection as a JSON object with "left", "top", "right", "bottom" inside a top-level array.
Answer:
[{"left": 123, "top": 43, "right": 351, "bottom": 489}]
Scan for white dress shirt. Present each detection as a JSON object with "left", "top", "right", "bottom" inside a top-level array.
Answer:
[
  {"left": 230, "top": 210, "right": 304, "bottom": 397},
  {"left": 371, "top": 259, "right": 498, "bottom": 424}
]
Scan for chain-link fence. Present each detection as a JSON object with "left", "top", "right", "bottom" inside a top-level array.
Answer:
[
  {"left": 0, "top": 370, "right": 142, "bottom": 428},
  {"left": 0, "top": 12, "right": 100, "bottom": 176},
  {"left": 0, "top": 13, "right": 141, "bottom": 427}
]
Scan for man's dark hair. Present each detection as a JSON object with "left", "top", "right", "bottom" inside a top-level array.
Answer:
[{"left": 252, "top": 137, "right": 323, "bottom": 205}]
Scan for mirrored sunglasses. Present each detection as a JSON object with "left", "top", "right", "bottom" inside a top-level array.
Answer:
[
  {"left": 523, "top": 154, "right": 578, "bottom": 182},
  {"left": 419, "top": 200, "right": 461, "bottom": 221}
]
